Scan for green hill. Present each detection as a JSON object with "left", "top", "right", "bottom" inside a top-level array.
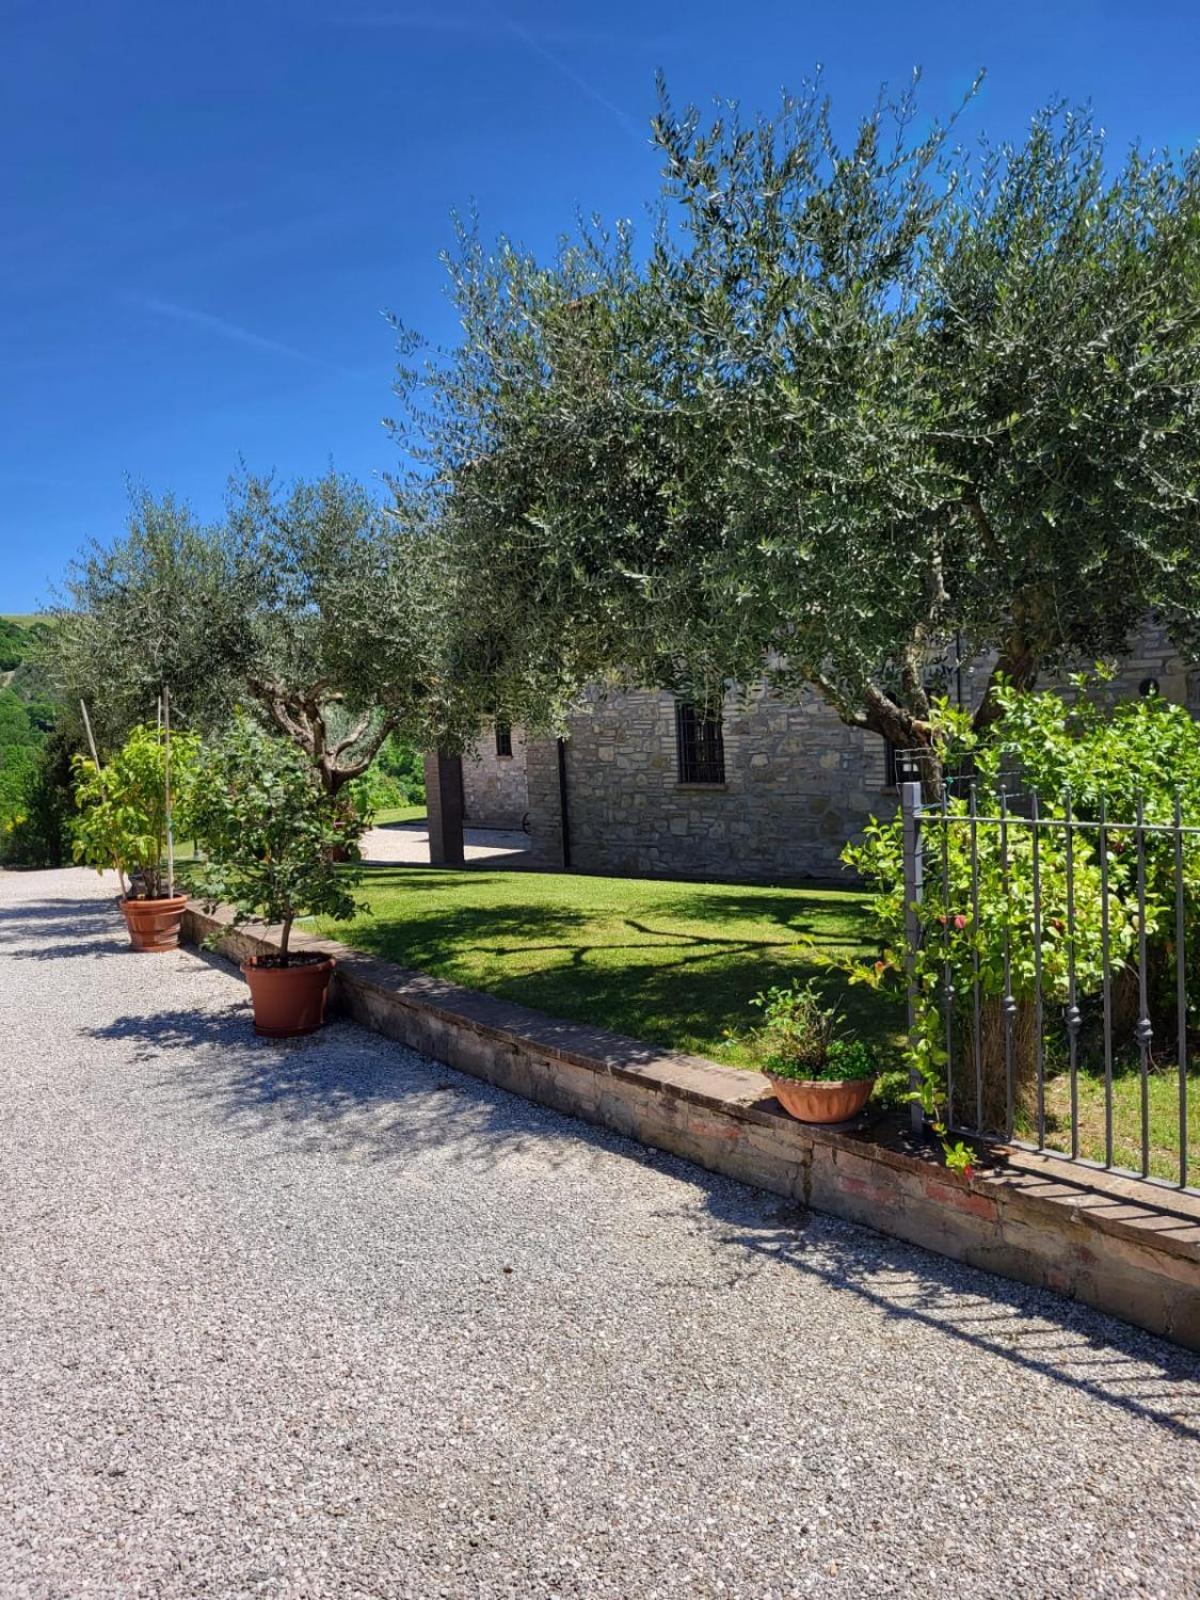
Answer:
[{"left": 0, "top": 614, "right": 67, "bottom": 864}]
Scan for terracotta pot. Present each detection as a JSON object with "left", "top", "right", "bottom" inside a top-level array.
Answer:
[
  {"left": 766, "top": 1073, "right": 876, "bottom": 1125},
  {"left": 120, "top": 894, "right": 188, "bottom": 952},
  {"left": 242, "top": 955, "right": 335, "bottom": 1038}
]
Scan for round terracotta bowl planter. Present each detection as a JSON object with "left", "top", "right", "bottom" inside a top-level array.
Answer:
[
  {"left": 241, "top": 955, "right": 335, "bottom": 1039},
  {"left": 120, "top": 894, "right": 188, "bottom": 953},
  {"left": 766, "top": 1073, "right": 876, "bottom": 1125}
]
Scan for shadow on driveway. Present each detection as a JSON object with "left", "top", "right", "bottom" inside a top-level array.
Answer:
[
  {"left": 80, "top": 961, "right": 1200, "bottom": 1447},
  {"left": 0, "top": 894, "right": 128, "bottom": 961}
]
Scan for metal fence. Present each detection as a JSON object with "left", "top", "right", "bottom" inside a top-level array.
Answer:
[{"left": 900, "top": 780, "right": 1198, "bottom": 1193}]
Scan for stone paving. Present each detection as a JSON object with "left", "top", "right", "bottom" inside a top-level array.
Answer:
[{"left": 2, "top": 867, "right": 1199, "bottom": 1599}]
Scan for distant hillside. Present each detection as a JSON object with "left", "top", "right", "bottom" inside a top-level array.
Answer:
[
  {"left": 0, "top": 614, "right": 64, "bottom": 860},
  {"left": 1, "top": 614, "right": 50, "bottom": 665},
  {"left": 0, "top": 614, "right": 56, "bottom": 737},
  {"left": 0, "top": 615, "right": 54, "bottom": 699}
]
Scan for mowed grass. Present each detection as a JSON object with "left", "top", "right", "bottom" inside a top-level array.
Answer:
[
  {"left": 1029, "top": 1066, "right": 1200, "bottom": 1186},
  {"left": 368, "top": 804, "right": 427, "bottom": 827},
  {"left": 317, "top": 865, "right": 899, "bottom": 1066}
]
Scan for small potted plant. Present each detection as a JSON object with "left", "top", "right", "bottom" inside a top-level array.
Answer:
[
  {"left": 189, "top": 717, "right": 366, "bottom": 1038},
  {"left": 751, "top": 981, "right": 878, "bottom": 1123},
  {"left": 72, "top": 723, "right": 199, "bottom": 951}
]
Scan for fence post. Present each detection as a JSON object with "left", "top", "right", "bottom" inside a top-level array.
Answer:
[{"left": 901, "top": 781, "right": 925, "bottom": 1138}]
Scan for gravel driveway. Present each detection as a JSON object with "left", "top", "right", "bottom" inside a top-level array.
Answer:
[
  {"left": 361, "top": 822, "right": 530, "bottom": 867},
  {"left": 3, "top": 867, "right": 1199, "bottom": 1600}
]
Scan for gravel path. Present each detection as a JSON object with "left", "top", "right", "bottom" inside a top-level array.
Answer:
[
  {"left": 2, "top": 867, "right": 1199, "bottom": 1600},
  {"left": 361, "top": 823, "right": 530, "bottom": 867}
]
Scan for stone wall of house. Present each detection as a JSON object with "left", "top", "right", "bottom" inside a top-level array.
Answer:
[
  {"left": 1102, "top": 620, "right": 1197, "bottom": 710},
  {"left": 505, "top": 621, "right": 1200, "bottom": 886},
  {"left": 556, "top": 685, "right": 892, "bottom": 883},
  {"left": 461, "top": 725, "right": 529, "bottom": 829},
  {"left": 524, "top": 738, "right": 567, "bottom": 869}
]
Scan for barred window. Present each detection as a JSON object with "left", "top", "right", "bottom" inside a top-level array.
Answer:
[
  {"left": 884, "top": 739, "right": 901, "bottom": 789},
  {"left": 675, "top": 701, "right": 725, "bottom": 785},
  {"left": 885, "top": 740, "right": 929, "bottom": 788},
  {"left": 495, "top": 722, "right": 513, "bottom": 759}
]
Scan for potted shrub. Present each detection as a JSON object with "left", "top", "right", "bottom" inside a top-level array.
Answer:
[
  {"left": 189, "top": 717, "right": 366, "bottom": 1038},
  {"left": 751, "top": 982, "right": 878, "bottom": 1124},
  {"left": 72, "top": 723, "right": 199, "bottom": 951}
]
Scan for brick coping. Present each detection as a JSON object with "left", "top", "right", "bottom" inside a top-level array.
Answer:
[{"left": 183, "top": 904, "right": 1200, "bottom": 1274}]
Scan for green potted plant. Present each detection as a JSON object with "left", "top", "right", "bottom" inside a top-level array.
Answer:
[
  {"left": 189, "top": 717, "right": 366, "bottom": 1037},
  {"left": 751, "top": 982, "right": 878, "bottom": 1124},
  {"left": 72, "top": 723, "right": 199, "bottom": 951}
]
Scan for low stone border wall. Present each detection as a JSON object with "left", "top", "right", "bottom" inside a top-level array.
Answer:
[{"left": 184, "top": 905, "right": 1200, "bottom": 1349}]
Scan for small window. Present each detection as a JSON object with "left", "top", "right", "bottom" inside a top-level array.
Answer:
[
  {"left": 884, "top": 739, "right": 901, "bottom": 789},
  {"left": 675, "top": 701, "right": 725, "bottom": 785},
  {"left": 495, "top": 722, "right": 513, "bottom": 759},
  {"left": 885, "top": 740, "right": 924, "bottom": 788}
]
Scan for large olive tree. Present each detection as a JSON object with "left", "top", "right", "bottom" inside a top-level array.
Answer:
[{"left": 397, "top": 77, "right": 1200, "bottom": 780}]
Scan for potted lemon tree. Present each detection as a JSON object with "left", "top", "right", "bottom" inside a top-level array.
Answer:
[
  {"left": 751, "top": 982, "right": 879, "bottom": 1124},
  {"left": 72, "top": 723, "right": 199, "bottom": 951},
  {"left": 189, "top": 717, "right": 365, "bottom": 1037}
]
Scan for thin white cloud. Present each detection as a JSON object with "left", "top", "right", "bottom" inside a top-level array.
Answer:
[
  {"left": 132, "top": 296, "right": 325, "bottom": 366},
  {"left": 336, "top": 10, "right": 667, "bottom": 48},
  {"left": 333, "top": 8, "right": 650, "bottom": 140},
  {"left": 502, "top": 16, "right": 645, "bottom": 142}
]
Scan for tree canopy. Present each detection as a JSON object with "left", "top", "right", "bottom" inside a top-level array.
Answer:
[
  {"left": 52, "top": 472, "right": 452, "bottom": 792},
  {"left": 396, "top": 75, "right": 1200, "bottom": 768}
]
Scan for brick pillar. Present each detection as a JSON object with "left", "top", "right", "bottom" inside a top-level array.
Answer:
[{"left": 424, "top": 750, "right": 465, "bottom": 866}]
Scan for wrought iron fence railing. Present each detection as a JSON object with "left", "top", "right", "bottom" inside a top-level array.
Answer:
[{"left": 900, "top": 781, "right": 1197, "bottom": 1193}]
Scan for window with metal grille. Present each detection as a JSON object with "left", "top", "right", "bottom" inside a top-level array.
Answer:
[
  {"left": 884, "top": 740, "right": 959, "bottom": 790},
  {"left": 884, "top": 739, "right": 901, "bottom": 789},
  {"left": 495, "top": 722, "right": 513, "bottom": 759},
  {"left": 675, "top": 701, "right": 725, "bottom": 784}
]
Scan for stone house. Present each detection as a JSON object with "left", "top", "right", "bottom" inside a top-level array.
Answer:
[{"left": 445, "top": 625, "right": 1199, "bottom": 885}]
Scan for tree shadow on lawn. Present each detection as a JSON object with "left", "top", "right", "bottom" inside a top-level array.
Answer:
[
  {"left": 334, "top": 895, "right": 897, "bottom": 1057},
  {"left": 641, "top": 884, "right": 876, "bottom": 933}
]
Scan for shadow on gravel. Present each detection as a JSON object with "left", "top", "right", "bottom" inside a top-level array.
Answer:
[
  {"left": 80, "top": 952, "right": 1200, "bottom": 1440},
  {"left": 0, "top": 895, "right": 127, "bottom": 960},
  {"left": 81, "top": 983, "right": 607, "bottom": 1177},
  {"left": 696, "top": 1187, "right": 1200, "bottom": 1445}
]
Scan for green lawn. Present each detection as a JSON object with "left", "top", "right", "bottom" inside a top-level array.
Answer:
[
  {"left": 368, "top": 804, "right": 427, "bottom": 827},
  {"left": 1025, "top": 1066, "right": 1199, "bottom": 1186},
  {"left": 316, "top": 864, "right": 898, "bottom": 1066}
]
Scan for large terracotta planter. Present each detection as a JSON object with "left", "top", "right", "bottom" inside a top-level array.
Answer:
[
  {"left": 120, "top": 894, "right": 188, "bottom": 952},
  {"left": 766, "top": 1073, "right": 876, "bottom": 1125},
  {"left": 242, "top": 955, "right": 335, "bottom": 1038}
]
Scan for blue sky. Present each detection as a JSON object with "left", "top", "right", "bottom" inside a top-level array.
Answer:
[{"left": 3, "top": 0, "right": 1199, "bottom": 611}]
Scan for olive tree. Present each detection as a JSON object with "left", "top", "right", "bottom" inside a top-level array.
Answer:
[
  {"left": 397, "top": 77, "right": 1200, "bottom": 780},
  {"left": 52, "top": 471, "right": 450, "bottom": 793}
]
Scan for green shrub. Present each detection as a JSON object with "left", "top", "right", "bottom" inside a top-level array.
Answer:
[
  {"left": 2, "top": 730, "right": 75, "bottom": 867},
  {"left": 188, "top": 718, "right": 366, "bottom": 962},
  {"left": 750, "top": 982, "right": 879, "bottom": 1082},
  {"left": 350, "top": 736, "right": 426, "bottom": 817},
  {"left": 842, "top": 680, "right": 1200, "bottom": 1158},
  {"left": 72, "top": 724, "right": 199, "bottom": 898}
]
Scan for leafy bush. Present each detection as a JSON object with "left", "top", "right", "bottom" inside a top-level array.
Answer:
[
  {"left": 3, "top": 730, "right": 75, "bottom": 867},
  {"left": 188, "top": 718, "right": 366, "bottom": 961},
  {"left": 350, "top": 736, "right": 426, "bottom": 816},
  {"left": 72, "top": 724, "right": 199, "bottom": 898},
  {"left": 750, "top": 982, "right": 879, "bottom": 1082},
  {"left": 843, "top": 680, "right": 1200, "bottom": 1152}
]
